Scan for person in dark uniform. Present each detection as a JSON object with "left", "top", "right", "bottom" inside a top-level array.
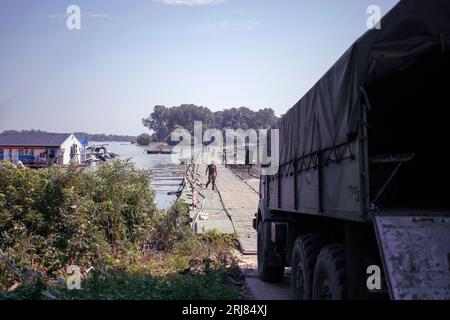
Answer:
[{"left": 205, "top": 162, "right": 218, "bottom": 190}]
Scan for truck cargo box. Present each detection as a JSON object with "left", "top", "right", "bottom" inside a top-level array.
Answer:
[{"left": 262, "top": 0, "right": 450, "bottom": 220}]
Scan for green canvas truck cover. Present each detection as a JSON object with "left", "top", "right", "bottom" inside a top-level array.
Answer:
[
  {"left": 275, "top": 0, "right": 450, "bottom": 167},
  {"left": 267, "top": 0, "right": 450, "bottom": 216}
]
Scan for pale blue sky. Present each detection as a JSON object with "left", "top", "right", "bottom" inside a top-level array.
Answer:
[{"left": 0, "top": 0, "right": 398, "bottom": 135}]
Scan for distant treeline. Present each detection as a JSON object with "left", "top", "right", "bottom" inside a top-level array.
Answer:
[
  {"left": 74, "top": 132, "right": 136, "bottom": 143},
  {"left": 2, "top": 130, "right": 137, "bottom": 143},
  {"left": 142, "top": 104, "right": 279, "bottom": 142}
]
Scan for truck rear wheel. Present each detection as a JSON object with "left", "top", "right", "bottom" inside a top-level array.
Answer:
[
  {"left": 312, "top": 244, "right": 347, "bottom": 300},
  {"left": 291, "top": 234, "right": 324, "bottom": 300},
  {"left": 257, "top": 221, "right": 284, "bottom": 282}
]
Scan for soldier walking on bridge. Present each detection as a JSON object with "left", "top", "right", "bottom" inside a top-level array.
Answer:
[{"left": 205, "top": 162, "right": 218, "bottom": 190}]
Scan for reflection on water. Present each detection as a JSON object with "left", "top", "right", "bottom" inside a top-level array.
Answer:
[{"left": 89, "top": 141, "right": 184, "bottom": 210}]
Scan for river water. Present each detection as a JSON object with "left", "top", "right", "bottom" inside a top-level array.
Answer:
[{"left": 89, "top": 141, "right": 184, "bottom": 210}]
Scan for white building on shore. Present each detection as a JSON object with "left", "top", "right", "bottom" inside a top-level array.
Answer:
[{"left": 0, "top": 132, "right": 83, "bottom": 165}]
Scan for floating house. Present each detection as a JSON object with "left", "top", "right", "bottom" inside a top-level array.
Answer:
[{"left": 0, "top": 132, "right": 83, "bottom": 165}]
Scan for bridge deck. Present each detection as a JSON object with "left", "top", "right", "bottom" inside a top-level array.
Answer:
[{"left": 181, "top": 161, "right": 259, "bottom": 254}]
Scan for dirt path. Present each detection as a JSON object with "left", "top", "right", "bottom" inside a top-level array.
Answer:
[{"left": 237, "top": 253, "right": 294, "bottom": 300}]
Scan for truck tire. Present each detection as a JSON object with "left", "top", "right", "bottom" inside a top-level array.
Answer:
[
  {"left": 291, "top": 234, "right": 324, "bottom": 300},
  {"left": 257, "top": 221, "right": 284, "bottom": 282},
  {"left": 312, "top": 244, "right": 347, "bottom": 300}
]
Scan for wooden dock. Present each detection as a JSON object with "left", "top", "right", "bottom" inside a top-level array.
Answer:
[{"left": 216, "top": 166, "right": 259, "bottom": 254}]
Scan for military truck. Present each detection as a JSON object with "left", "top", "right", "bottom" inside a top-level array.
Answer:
[{"left": 254, "top": 0, "right": 450, "bottom": 300}]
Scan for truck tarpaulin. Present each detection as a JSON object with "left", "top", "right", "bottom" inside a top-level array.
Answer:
[{"left": 275, "top": 0, "right": 450, "bottom": 167}]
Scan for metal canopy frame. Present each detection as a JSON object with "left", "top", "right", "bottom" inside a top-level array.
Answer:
[{"left": 370, "top": 153, "right": 415, "bottom": 206}]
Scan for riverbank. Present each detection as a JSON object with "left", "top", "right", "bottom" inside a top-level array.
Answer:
[{"left": 90, "top": 141, "right": 184, "bottom": 210}]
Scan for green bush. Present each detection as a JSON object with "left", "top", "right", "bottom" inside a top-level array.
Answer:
[
  {"left": 0, "top": 160, "right": 241, "bottom": 300},
  {"left": 0, "top": 160, "right": 156, "bottom": 288},
  {"left": 149, "top": 201, "right": 191, "bottom": 252}
]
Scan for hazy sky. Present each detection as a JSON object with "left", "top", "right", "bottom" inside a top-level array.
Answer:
[{"left": 0, "top": 0, "right": 398, "bottom": 136}]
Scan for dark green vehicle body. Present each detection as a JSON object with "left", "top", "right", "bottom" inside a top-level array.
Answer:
[{"left": 255, "top": 0, "right": 450, "bottom": 300}]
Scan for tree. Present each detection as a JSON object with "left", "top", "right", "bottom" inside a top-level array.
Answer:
[
  {"left": 136, "top": 133, "right": 153, "bottom": 146},
  {"left": 142, "top": 105, "right": 171, "bottom": 142},
  {"left": 142, "top": 105, "right": 214, "bottom": 141},
  {"left": 142, "top": 105, "right": 279, "bottom": 142}
]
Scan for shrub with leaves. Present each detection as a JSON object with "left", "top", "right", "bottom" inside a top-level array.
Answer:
[
  {"left": 0, "top": 160, "right": 241, "bottom": 300},
  {"left": 0, "top": 160, "right": 156, "bottom": 289},
  {"left": 149, "top": 200, "right": 191, "bottom": 252}
]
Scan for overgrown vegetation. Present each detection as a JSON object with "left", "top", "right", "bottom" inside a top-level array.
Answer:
[{"left": 0, "top": 160, "right": 240, "bottom": 300}]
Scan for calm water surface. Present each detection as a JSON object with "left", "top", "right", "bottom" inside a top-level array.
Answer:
[{"left": 89, "top": 141, "right": 184, "bottom": 210}]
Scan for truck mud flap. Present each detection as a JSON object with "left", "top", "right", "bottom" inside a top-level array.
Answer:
[{"left": 374, "top": 216, "right": 450, "bottom": 300}]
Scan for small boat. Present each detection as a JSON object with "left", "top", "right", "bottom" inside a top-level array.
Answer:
[
  {"left": 84, "top": 144, "right": 119, "bottom": 164},
  {"left": 145, "top": 149, "right": 173, "bottom": 155}
]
